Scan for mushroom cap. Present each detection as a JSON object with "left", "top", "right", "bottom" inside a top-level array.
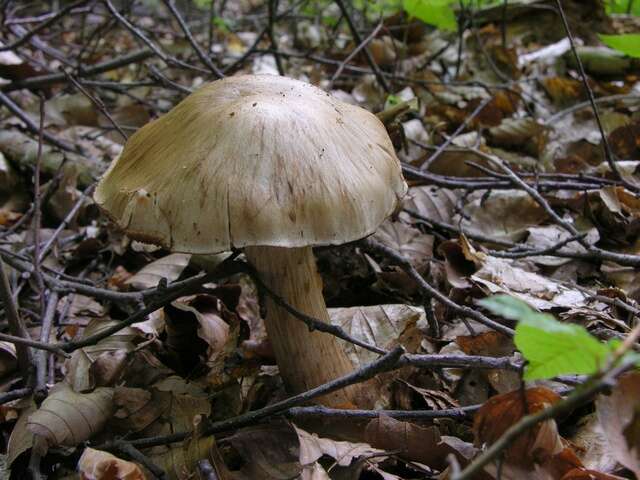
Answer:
[{"left": 94, "top": 74, "right": 407, "bottom": 254}]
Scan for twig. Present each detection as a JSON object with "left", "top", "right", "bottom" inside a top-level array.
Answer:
[
  {"left": 0, "top": 258, "right": 32, "bottom": 375},
  {"left": 328, "top": 21, "right": 383, "bottom": 90},
  {"left": 0, "top": 0, "right": 89, "bottom": 52},
  {"left": 0, "top": 387, "right": 33, "bottom": 404},
  {"left": 38, "top": 183, "right": 96, "bottom": 262},
  {"left": 286, "top": 404, "right": 479, "bottom": 420},
  {"left": 112, "top": 441, "right": 167, "bottom": 480},
  {"left": 554, "top": 0, "right": 631, "bottom": 189},
  {"left": 0, "top": 91, "right": 76, "bottom": 152},
  {"left": 487, "top": 233, "right": 588, "bottom": 259},
  {"left": 101, "top": 347, "right": 406, "bottom": 449},
  {"left": 3, "top": 48, "right": 154, "bottom": 92},
  {"left": 0, "top": 331, "right": 69, "bottom": 357},
  {"left": 420, "top": 96, "right": 492, "bottom": 171},
  {"left": 162, "top": 0, "right": 224, "bottom": 78},
  {"left": 267, "top": 0, "right": 285, "bottom": 75},
  {"left": 404, "top": 209, "right": 516, "bottom": 248},
  {"left": 197, "top": 460, "right": 219, "bottom": 480},
  {"left": 244, "top": 263, "right": 387, "bottom": 355},
  {"left": 480, "top": 151, "right": 640, "bottom": 267},
  {"left": 35, "top": 291, "right": 58, "bottom": 400},
  {"left": 104, "top": 0, "right": 207, "bottom": 74},
  {"left": 62, "top": 71, "right": 128, "bottom": 141},
  {"left": 147, "top": 65, "right": 193, "bottom": 95},
  {"left": 333, "top": 0, "right": 390, "bottom": 92},
  {"left": 361, "top": 238, "right": 515, "bottom": 337},
  {"left": 401, "top": 353, "right": 520, "bottom": 370},
  {"left": 60, "top": 255, "right": 242, "bottom": 352},
  {"left": 31, "top": 97, "right": 46, "bottom": 317},
  {"left": 453, "top": 359, "right": 633, "bottom": 480},
  {"left": 545, "top": 94, "right": 640, "bottom": 124}
]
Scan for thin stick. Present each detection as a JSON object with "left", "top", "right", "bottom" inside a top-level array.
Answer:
[
  {"left": 333, "top": 0, "right": 390, "bottom": 92},
  {"left": 267, "top": 0, "right": 285, "bottom": 75},
  {"left": 554, "top": 0, "right": 631, "bottom": 189},
  {"left": 162, "top": 0, "right": 224, "bottom": 78},
  {"left": 35, "top": 291, "right": 58, "bottom": 399},
  {"left": 362, "top": 238, "right": 515, "bottom": 337},
  {"left": 0, "top": 259, "right": 32, "bottom": 374},
  {"left": 0, "top": 92, "right": 75, "bottom": 152},
  {"left": 329, "top": 21, "right": 383, "bottom": 90},
  {"left": 0, "top": 0, "right": 89, "bottom": 52},
  {"left": 102, "top": 347, "right": 405, "bottom": 449},
  {"left": 31, "top": 97, "right": 46, "bottom": 317}
]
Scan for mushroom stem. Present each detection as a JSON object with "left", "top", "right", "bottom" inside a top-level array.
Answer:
[{"left": 245, "top": 245, "right": 366, "bottom": 408}]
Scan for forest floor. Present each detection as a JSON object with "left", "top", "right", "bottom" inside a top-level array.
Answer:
[{"left": 1, "top": 0, "right": 640, "bottom": 479}]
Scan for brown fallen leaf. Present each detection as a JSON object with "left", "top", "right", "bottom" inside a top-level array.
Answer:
[
  {"left": 125, "top": 253, "right": 191, "bottom": 290},
  {"left": 596, "top": 371, "right": 640, "bottom": 478},
  {"left": 27, "top": 383, "right": 114, "bottom": 453},
  {"left": 474, "top": 387, "right": 563, "bottom": 469},
  {"left": 65, "top": 318, "right": 140, "bottom": 392},
  {"left": 161, "top": 291, "right": 241, "bottom": 384},
  {"left": 78, "top": 447, "right": 145, "bottom": 480},
  {"left": 364, "top": 414, "right": 455, "bottom": 470},
  {"left": 294, "top": 423, "right": 384, "bottom": 468}
]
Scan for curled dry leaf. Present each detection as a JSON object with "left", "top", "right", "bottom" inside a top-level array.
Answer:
[
  {"left": 65, "top": 318, "right": 140, "bottom": 392},
  {"left": 148, "top": 435, "right": 221, "bottom": 480},
  {"left": 78, "top": 447, "right": 145, "bottom": 480},
  {"left": 27, "top": 383, "right": 114, "bottom": 452},
  {"left": 125, "top": 253, "right": 191, "bottom": 290},
  {"left": 7, "top": 398, "right": 36, "bottom": 466},
  {"left": 112, "top": 377, "right": 217, "bottom": 480},
  {"left": 474, "top": 387, "right": 563, "bottom": 470},
  {"left": 162, "top": 291, "right": 241, "bottom": 384},
  {"left": 364, "top": 414, "right": 460, "bottom": 470},
  {"left": 441, "top": 238, "right": 589, "bottom": 310}
]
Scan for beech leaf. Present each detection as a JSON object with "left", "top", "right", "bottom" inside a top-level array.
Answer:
[{"left": 27, "top": 383, "right": 114, "bottom": 451}]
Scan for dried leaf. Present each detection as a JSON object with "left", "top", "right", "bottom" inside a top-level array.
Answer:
[
  {"left": 0, "top": 341, "right": 17, "bottom": 378},
  {"left": 372, "top": 220, "right": 433, "bottom": 269},
  {"left": 596, "top": 371, "right": 640, "bottom": 478},
  {"left": 227, "top": 422, "right": 301, "bottom": 480},
  {"left": 125, "top": 253, "right": 191, "bottom": 290},
  {"left": 474, "top": 387, "right": 563, "bottom": 469},
  {"left": 402, "top": 186, "right": 460, "bottom": 225},
  {"left": 27, "top": 383, "right": 114, "bottom": 452},
  {"left": 162, "top": 292, "right": 240, "bottom": 383},
  {"left": 329, "top": 304, "right": 425, "bottom": 367},
  {"left": 78, "top": 448, "right": 145, "bottom": 480},
  {"left": 364, "top": 414, "right": 455, "bottom": 469},
  {"left": 7, "top": 398, "right": 36, "bottom": 466},
  {"left": 294, "top": 423, "right": 383, "bottom": 467},
  {"left": 457, "top": 190, "right": 548, "bottom": 242},
  {"left": 66, "top": 319, "right": 140, "bottom": 392}
]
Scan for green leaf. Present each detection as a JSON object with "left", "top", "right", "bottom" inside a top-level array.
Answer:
[
  {"left": 403, "top": 0, "right": 458, "bottom": 31},
  {"left": 599, "top": 34, "right": 640, "bottom": 59},
  {"left": 604, "top": 0, "right": 640, "bottom": 15},
  {"left": 479, "top": 295, "right": 613, "bottom": 380}
]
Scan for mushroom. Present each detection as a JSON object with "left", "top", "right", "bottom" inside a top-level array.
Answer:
[{"left": 94, "top": 75, "right": 407, "bottom": 408}]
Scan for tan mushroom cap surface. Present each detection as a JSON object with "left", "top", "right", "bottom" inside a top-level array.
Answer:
[{"left": 94, "top": 74, "right": 407, "bottom": 254}]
